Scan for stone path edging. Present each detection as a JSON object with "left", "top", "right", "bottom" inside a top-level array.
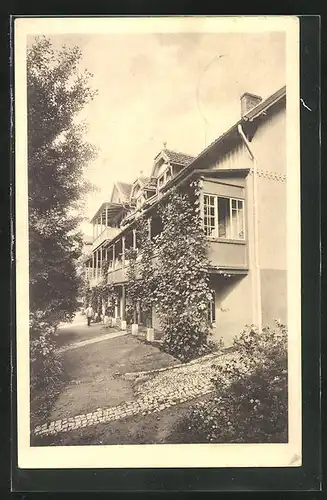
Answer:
[
  {"left": 33, "top": 351, "right": 236, "bottom": 439},
  {"left": 121, "top": 350, "right": 226, "bottom": 381}
]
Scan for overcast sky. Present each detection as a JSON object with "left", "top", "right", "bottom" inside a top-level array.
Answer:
[{"left": 47, "top": 31, "right": 285, "bottom": 236}]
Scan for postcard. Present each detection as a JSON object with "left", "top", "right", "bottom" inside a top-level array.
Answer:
[{"left": 14, "top": 15, "right": 301, "bottom": 469}]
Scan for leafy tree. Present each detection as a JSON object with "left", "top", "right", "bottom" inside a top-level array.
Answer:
[
  {"left": 155, "top": 183, "right": 214, "bottom": 362},
  {"left": 27, "top": 36, "right": 98, "bottom": 328}
]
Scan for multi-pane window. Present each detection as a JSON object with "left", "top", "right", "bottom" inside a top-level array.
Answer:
[
  {"left": 203, "top": 195, "right": 216, "bottom": 236},
  {"left": 230, "top": 199, "right": 245, "bottom": 239},
  {"left": 203, "top": 194, "right": 245, "bottom": 240}
]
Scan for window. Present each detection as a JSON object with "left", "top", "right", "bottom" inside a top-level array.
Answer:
[
  {"left": 136, "top": 194, "right": 145, "bottom": 209},
  {"left": 158, "top": 175, "right": 165, "bottom": 188},
  {"left": 203, "top": 194, "right": 245, "bottom": 240},
  {"left": 157, "top": 166, "right": 172, "bottom": 191},
  {"left": 231, "top": 199, "right": 245, "bottom": 240},
  {"left": 203, "top": 195, "right": 216, "bottom": 236},
  {"left": 165, "top": 169, "right": 172, "bottom": 182}
]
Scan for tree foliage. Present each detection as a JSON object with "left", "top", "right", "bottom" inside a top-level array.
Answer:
[{"left": 27, "top": 36, "right": 98, "bottom": 327}]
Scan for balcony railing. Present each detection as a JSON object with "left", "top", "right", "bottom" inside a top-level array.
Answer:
[
  {"left": 92, "top": 227, "right": 120, "bottom": 250},
  {"left": 107, "top": 262, "right": 128, "bottom": 284},
  {"left": 88, "top": 238, "right": 248, "bottom": 288},
  {"left": 207, "top": 239, "right": 248, "bottom": 270}
]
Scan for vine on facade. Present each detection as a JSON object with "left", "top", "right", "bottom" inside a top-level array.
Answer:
[
  {"left": 154, "top": 182, "right": 214, "bottom": 362},
  {"left": 88, "top": 259, "right": 117, "bottom": 316},
  {"left": 83, "top": 180, "right": 215, "bottom": 362},
  {"left": 125, "top": 218, "right": 156, "bottom": 327}
]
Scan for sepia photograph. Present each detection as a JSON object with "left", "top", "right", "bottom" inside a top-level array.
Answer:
[{"left": 15, "top": 16, "right": 301, "bottom": 469}]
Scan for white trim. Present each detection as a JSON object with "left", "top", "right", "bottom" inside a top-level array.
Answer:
[
  {"left": 157, "top": 165, "right": 172, "bottom": 191},
  {"left": 151, "top": 150, "right": 170, "bottom": 177},
  {"left": 203, "top": 193, "right": 245, "bottom": 241},
  {"left": 214, "top": 194, "right": 219, "bottom": 238}
]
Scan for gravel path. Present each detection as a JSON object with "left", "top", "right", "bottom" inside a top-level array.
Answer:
[{"left": 33, "top": 351, "right": 234, "bottom": 438}]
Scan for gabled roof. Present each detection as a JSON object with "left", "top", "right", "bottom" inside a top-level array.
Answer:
[
  {"left": 130, "top": 176, "right": 151, "bottom": 199},
  {"left": 116, "top": 181, "right": 133, "bottom": 200},
  {"left": 151, "top": 148, "right": 195, "bottom": 178},
  {"left": 138, "top": 176, "right": 150, "bottom": 186},
  {"left": 160, "top": 85, "right": 286, "bottom": 194},
  {"left": 162, "top": 148, "right": 195, "bottom": 166},
  {"left": 91, "top": 85, "right": 286, "bottom": 233}
]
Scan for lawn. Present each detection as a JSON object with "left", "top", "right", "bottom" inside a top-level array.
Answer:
[{"left": 30, "top": 332, "right": 180, "bottom": 430}]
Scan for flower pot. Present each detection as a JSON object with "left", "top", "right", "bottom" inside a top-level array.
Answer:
[
  {"left": 121, "top": 320, "right": 127, "bottom": 331},
  {"left": 131, "top": 323, "right": 138, "bottom": 335},
  {"left": 146, "top": 328, "right": 154, "bottom": 342}
]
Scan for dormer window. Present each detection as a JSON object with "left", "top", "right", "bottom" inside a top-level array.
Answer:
[
  {"left": 158, "top": 174, "right": 165, "bottom": 189},
  {"left": 157, "top": 166, "right": 172, "bottom": 191},
  {"left": 136, "top": 194, "right": 145, "bottom": 209}
]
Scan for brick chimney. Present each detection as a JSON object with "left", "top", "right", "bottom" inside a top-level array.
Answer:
[{"left": 241, "top": 92, "right": 262, "bottom": 117}]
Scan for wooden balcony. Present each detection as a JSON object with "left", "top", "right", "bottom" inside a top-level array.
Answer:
[
  {"left": 207, "top": 239, "right": 248, "bottom": 272},
  {"left": 92, "top": 227, "right": 120, "bottom": 250},
  {"left": 107, "top": 263, "right": 128, "bottom": 285},
  {"left": 103, "top": 239, "right": 248, "bottom": 288}
]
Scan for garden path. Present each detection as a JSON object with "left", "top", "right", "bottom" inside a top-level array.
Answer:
[{"left": 33, "top": 331, "right": 234, "bottom": 439}]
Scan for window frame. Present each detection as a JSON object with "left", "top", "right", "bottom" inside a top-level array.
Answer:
[
  {"left": 157, "top": 165, "right": 172, "bottom": 191},
  {"left": 202, "top": 193, "right": 246, "bottom": 241},
  {"left": 136, "top": 193, "right": 145, "bottom": 209}
]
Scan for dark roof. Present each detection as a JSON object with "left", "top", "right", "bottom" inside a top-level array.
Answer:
[
  {"left": 116, "top": 181, "right": 133, "bottom": 200},
  {"left": 163, "top": 149, "right": 195, "bottom": 166}
]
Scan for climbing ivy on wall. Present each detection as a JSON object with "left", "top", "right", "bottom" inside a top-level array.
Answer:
[
  {"left": 125, "top": 218, "right": 156, "bottom": 327},
  {"left": 83, "top": 180, "right": 214, "bottom": 362},
  {"left": 155, "top": 182, "right": 214, "bottom": 362},
  {"left": 88, "top": 259, "right": 117, "bottom": 314}
]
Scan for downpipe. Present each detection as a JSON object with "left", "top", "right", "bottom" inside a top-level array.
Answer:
[{"left": 237, "top": 124, "right": 262, "bottom": 332}]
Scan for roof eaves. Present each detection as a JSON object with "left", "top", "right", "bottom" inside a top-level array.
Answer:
[
  {"left": 194, "top": 167, "right": 250, "bottom": 178},
  {"left": 244, "top": 85, "right": 286, "bottom": 121},
  {"left": 160, "top": 120, "right": 241, "bottom": 195},
  {"left": 90, "top": 202, "right": 128, "bottom": 224},
  {"left": 90, "top": 202, "right": 109, "bottom": 223},
  {"left": 161, "top": 85, "right": 286, "bottom": 194}
]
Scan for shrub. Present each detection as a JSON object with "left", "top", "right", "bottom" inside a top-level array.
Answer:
[
  {"left": 30, "top": 313, "right": 63, "bottom": 390},
  {"left": 160, "top": 315, "right": 215, "bottom": 363},
  {"left": 173, "top": 322, "right": 288, "bottom": 443}
]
